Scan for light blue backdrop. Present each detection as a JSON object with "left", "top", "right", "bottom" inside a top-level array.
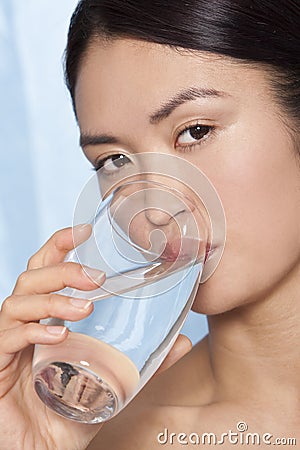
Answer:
[{"left": 0, "top": 0, "right": 208, "bottom": 344}]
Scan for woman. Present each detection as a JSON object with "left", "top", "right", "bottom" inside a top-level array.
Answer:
[{"left": 0, "top": 1, "right": 299, "bottom": 448}]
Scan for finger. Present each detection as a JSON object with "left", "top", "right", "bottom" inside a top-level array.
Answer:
[
  {"left": 0, "top": 294, "right": 93, "bottom": 328},
  {"left": 27, "top": 224, "right": 92, "bottom": 270},
  {"left": 155, "top": 334, "right": 192, "bottom": 376},
  {"left": 0, "top": 323, "right": 68, "bottom": 371},
  {"left": 13, "top": 262, "right": 105, "bottom": 295}
]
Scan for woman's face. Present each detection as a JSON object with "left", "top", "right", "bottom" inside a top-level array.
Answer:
[{"left": 75, "top": 38, "right": 300, "bottom": 314}]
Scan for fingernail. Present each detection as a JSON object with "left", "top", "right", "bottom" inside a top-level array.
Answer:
[
  {"left": 70, "top": 298, "right": 92, "bottom": 310},
  {"left": 82, "top": 267, "right": 106, "bottom": 285},
  {"left": 46, "top": 326, "right": 67, "bottom": 336}
]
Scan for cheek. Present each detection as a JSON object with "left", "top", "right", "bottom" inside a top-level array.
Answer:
[
  {"left": 223, "top": 129, "right": 300, "bottom": 266},
  {"left": 192, "top": 125, "right": 300, "bottom": 313}
]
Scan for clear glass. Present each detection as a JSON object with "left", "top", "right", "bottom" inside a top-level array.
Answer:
[{"left": 32, "top": 154, "right": 225, "bottom": 424}]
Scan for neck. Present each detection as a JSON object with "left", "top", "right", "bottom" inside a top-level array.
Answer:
[{"left": 206, "top": 264, "right": 300, "bottom": 410}]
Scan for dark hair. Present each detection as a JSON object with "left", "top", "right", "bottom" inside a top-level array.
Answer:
[{"left": 65, "top": 0, "right": 300, "bottom": 131}]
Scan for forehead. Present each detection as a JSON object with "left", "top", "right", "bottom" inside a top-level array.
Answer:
[{"left": 75, "top": 38, "right": 269, "bottom": 128}]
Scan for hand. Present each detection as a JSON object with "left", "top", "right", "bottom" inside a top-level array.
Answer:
[
  {"left": 0, "top": 225, "right": 192, "bottom": 450},
  {"left": 0, "top": 225, "right": 105, "bottom": 450}
]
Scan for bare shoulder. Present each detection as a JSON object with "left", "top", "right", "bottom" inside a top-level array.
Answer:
[
  {"left": 87, "top": 336, "right": 213, "bottom": 450},
  {"left": 87, "top": 335, "right": 300, "bottom": 449}
]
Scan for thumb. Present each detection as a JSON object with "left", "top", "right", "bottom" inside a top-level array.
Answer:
[{"left": 154, "top": 334, "right": 192, "bottom": 376}]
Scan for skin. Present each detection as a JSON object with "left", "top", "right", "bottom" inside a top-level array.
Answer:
[
  {"left": 0, "top": 37, "right": 299, "bottom": 449},
  {"left": 78, "top": 39, "right": 300, "bottom": 448},
  {"left": 0, "top": 224, "right": 189, "bottom": 450}
]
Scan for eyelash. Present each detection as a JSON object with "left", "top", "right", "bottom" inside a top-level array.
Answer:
[
  {"left": 92, "top": 154, "right": 130, "bottom": 173},
  {"left": 92, "top": 123, "right": 216, "bottom": 171},
  {"left": 175, "top": 122, "right": 216, "bottom": 153}
]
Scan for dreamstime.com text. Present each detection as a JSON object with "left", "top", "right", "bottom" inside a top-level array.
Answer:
[{"left": 157, "top": 422, "right": 297, "bottom": 446}]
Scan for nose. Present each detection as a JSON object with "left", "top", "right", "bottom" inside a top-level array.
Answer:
[
  {"left": 145, "top": 209, "right": 179, "bottom": 226},
  {"left": 143, "top": 187, "right": 193, "bottom": 226}
]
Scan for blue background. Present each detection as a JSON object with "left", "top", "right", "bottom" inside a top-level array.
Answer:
[{"left": 0, "top": 0, "right": 208, "bottom": 344}]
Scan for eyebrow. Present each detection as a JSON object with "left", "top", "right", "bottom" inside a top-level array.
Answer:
[
  {"left": 80, "top": 133, "right": 118, "bottom": 148},
  {"left": 80, "top": 86, "right": 228, "bottom": 147},
  {"left": 149, "top": 86, "right": 228, "bottom": 124}
]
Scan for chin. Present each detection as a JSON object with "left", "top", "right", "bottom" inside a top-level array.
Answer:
[
  {"left": 191, "top": 246, "right": 267, "bottom": 315},
  {"left": 191, "top": 237, "right": 300, "bottom": 316},
  {"left": 191, "top": 266, "right": 255, "bottom": 316},
  {"left": 191, "top": 288, "right": 238, "bottom": 316}
]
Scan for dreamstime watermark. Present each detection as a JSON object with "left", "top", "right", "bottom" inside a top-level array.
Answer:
[{"left": 157, "top": 422, "right": 297, "bottom": 446}]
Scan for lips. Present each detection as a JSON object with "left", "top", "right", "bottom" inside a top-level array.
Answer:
[
  {"left": 159, "top": 238, "right": 210, "bottom": 263},
  {"left": 204, "top": 244, "right": 217, "bottom": 263}
]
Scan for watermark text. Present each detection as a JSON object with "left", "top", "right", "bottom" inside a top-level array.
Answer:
[{"left": 157, "top": 422, "right": 297, "bottom": 446}]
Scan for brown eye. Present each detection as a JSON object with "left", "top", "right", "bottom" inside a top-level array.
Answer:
[
  {"left": 177, "top": 125, "right": 212, "bottom": 146},
  {"left": 96, "top": 154, "right": 132, "bottom": 173}
]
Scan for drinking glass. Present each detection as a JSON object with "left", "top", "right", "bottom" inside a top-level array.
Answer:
[{"left": 32, "top": 153, "right": 225, "bottom": 423}]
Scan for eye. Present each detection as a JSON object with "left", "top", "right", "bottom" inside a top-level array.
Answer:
[
  {"left": 176, "top": 124, "right": 214, "bottom": 148},
  {"left": 95, "top": 154, "right": 132, "bottom": 173}
]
